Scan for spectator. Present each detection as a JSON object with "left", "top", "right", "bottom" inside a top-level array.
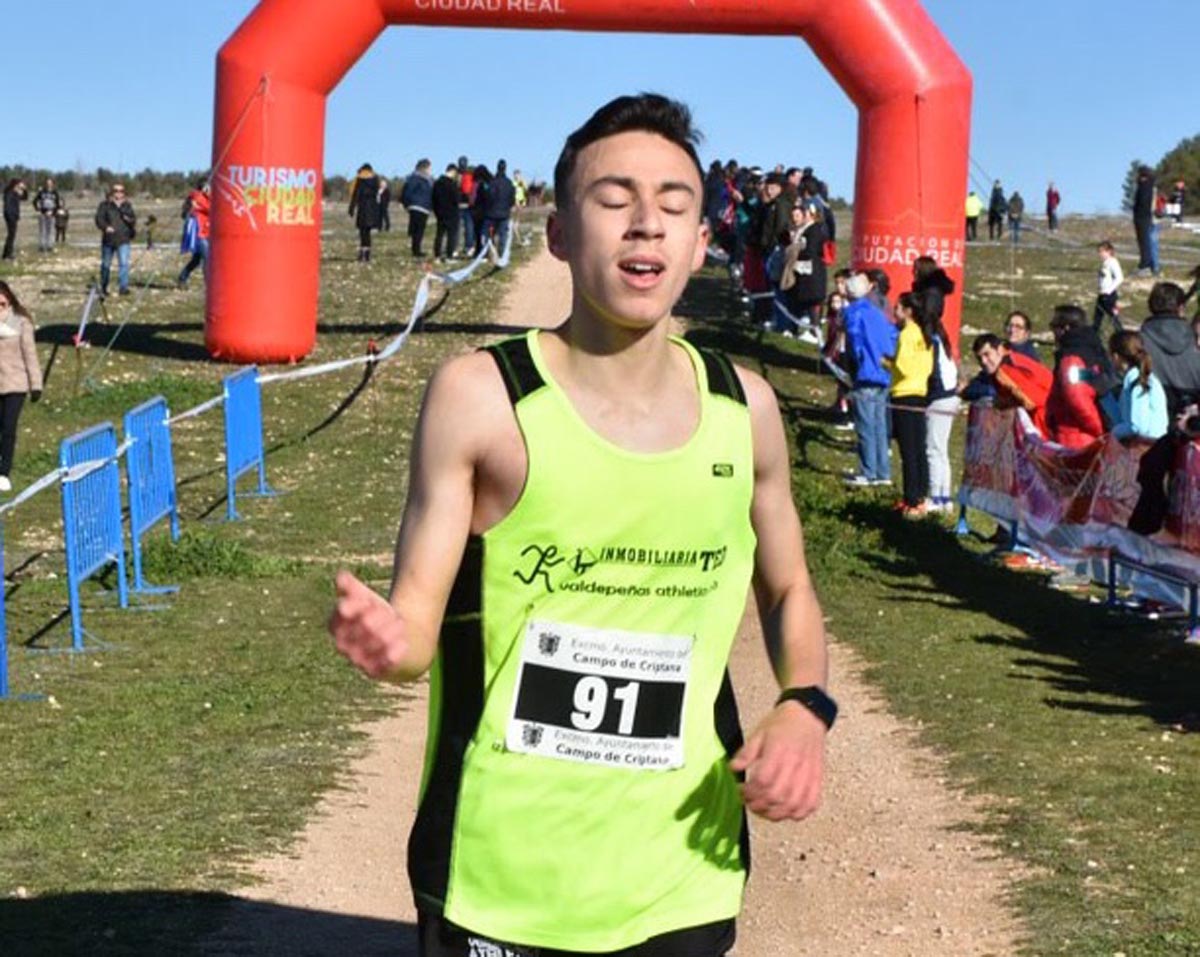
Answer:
[
  {"left": 1046, "top": 181, "right": 1061, "bottom": 231},
  {"left": 911, "top": 256, "right": 955, "bottom": 335},
  {"left": 432, "top": 163, "right": 460, "bottom": 262},
  {"left": 964, "top": 190, "right": 983, "bottom": 240},
  {"left": 481, "top": 158, "right": 516, "bottom": 254},
  {"left": 1007, "top": 191, "right": 1025, "bottom": 244},
  {"left": 970, "top": 333, "right": 1053, "bottom": 434},
  {"left": 1170, "top": 179, "right": 1186, "bottom": 224},
  {"left": 866, "top": 268, "right": 891, "bottom": 316},
  {"left": 54, "top": 202, "right": 69, "bottom": 245},
  {"left": 1108, "top": 331, "right": 1168, "bottom": 441},
  {"left": 378, "top": 177, "right": 392, "bottom": 232},
  {"left": 454, "top": 156, "right": 475, "bottom": 258},
  {"left": 0, "top": 281, "right": 43, "bottom": 493},
  {"left": 1004, "top": 310, "right": 1040, "bottom": 361},
  {"left": 512, "top": 168, "right": 528, "bottom": 236},
  {"left": 987, "top": 180, "right": 1007, "bottom": 240},
  {"left": 842, "top": 272, "right": 898, "bottom": 488},
  {"left": 469, "top": 164, "right": 491, "bottom": 255},
  {"left": 823, "top": 289, "right": 853, "bottom": 428},
  {"left": 1132, "top": 166, "right": 1158, "bottom": 276},
  {"left": 177, "top": 180, "right": 211, "bottom": 287},
  {"left": 1093, "top": 240, "right": 1124, "bottom": 336},
  {"left": 889, "top": 292, "right": 934, "bottom": 516},
  {"left": 348, "top": 163, "right": 382, "bottom": 263},
  {"left": 1140, "top": 281, "right": 1200, "bottom": 416},
  {"left": 778, "top": 201, "right": 826, "bottom": 339},
  {"left": 1046, "top": 304, "right": 1114, "bottom": 449},
  {"left": 923, "top": 298, "right": 961, "bottom": 513},
  {"left": 32, "top": 178, "right": 60, "bottom": 253},
  {"left": 2, "top": 179, "right": 28, "bottom": 260},
  {"left": 94, "top": 183, "right": 136, "bottom": 297},
  {"left": 401, "top": 159, "right": 435, "bottom": 258}
]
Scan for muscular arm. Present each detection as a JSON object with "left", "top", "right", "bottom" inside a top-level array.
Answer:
[
  {"left": 730, "top": 368, "right": 829, "bottom": 822},
  {"left": 329, "top": 352, "right": 496, "bottom": 682}
]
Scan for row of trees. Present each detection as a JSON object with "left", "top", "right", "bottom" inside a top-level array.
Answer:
[
  {"left": 1121, "top": 133, "right": 1199, "bottom": 215},
  {"left": 0, "top": 165, "right": 370, "bottom": 200}
]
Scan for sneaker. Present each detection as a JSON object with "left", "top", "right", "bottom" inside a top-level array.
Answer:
[
  {"left": 832, "top": 420, "right": 856, "bottom": 432},
  {"left": 901, "top": 503, "right": 928, "bottom": 519},
  {"left": 842, "top": 474, "right": 873, "bottom": 487},
  {"left": 797, "top": 329, "right": 821, "bottom": 346},
  {"left": 869, "top": 477, "right": 893, "bottom": 487},
  {"left": 0, "top": 475, "right": 11, "bottom": 493},
  {"left": 118, "top": 288, "right": 131, "bottom": 296}
]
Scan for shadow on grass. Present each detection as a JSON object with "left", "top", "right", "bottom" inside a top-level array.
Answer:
[
  {"left": 850, "top": 497, "right": 1200, "bottom": 726},
  {"left": 0, "top": 890, "right": 417, "bottom": 957}
]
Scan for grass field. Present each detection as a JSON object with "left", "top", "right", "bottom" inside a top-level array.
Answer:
[{"left": 1, "top": 201, "right": 1199, "bottom": 955}]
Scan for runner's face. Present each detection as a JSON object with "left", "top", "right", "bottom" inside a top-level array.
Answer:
[{"left": 549, "top": 131, "right": 707, "bottom": 330}]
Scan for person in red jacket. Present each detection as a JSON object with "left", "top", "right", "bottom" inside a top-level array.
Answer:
[
  {"left": 971, "top": 333, "right": 1053, "bottom": 435},
  {"left": 178, "top": 180, "right": 211, "bottom": 287},
  {"left": 1045, "top": 304, "right": 1117, "bottom": 448}
]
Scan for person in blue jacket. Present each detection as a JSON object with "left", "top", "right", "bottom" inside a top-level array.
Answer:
[{"left": 842, "top": 272, "right": 899, "bottom": 487}]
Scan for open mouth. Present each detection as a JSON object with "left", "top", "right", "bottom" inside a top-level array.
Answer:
[{"left": 618, "top": 258, "right": 666, "bottom": 279}]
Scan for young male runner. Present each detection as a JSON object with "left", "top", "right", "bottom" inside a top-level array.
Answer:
[{"left": 329, "top": 93, "right": 832, "bottom": 957}]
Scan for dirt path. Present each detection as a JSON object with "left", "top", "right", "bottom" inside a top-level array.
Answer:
[{"left": 201, "top": 247, "right": 1024, "bottom": 956}]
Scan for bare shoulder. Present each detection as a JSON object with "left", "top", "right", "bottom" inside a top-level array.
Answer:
[{"left": 418, "top": 346, "right": 517, "bottom": 450}]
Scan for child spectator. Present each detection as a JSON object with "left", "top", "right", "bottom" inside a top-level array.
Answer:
[
  {"left": 1093, "top": 240, "right": 1123, "bottom": 336},
  {"left": 889, "top": 292, "right": 934, "bottom": 516},
  {"left": 1046, "top": 305, "right": 1115, "bottom": 449},
  {"left": 1108, "top": 331, "right": 1168, "bottom": 440}
]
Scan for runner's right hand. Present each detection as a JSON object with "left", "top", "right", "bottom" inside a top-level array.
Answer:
[{"left": 328, "top": 570, "right": 409, "bottom": 679}]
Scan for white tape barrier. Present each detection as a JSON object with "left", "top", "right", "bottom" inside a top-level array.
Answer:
[
  {"left": 0, "top": 439, "right": 133, "bottom": 518},
  {"left": 75, "top": 285, "right": 101, "bottom": 344},
  {"left": 1, "top": 226, "right": 517, "bottom": 517}
]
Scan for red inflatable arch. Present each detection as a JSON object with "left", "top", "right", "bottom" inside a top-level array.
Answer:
[{"left": 209, "top": 0, "right": 970, "bottom": 363}]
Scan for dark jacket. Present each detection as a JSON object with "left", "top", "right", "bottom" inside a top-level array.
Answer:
[
  {"left": 402, "top": 171, "right": 434, "bottom": 213},
  {"left": 432, "top": 174, "right": 459, "bottom": 222},
  {"left": 988, "top": 186, "right": 1007, "bottom": 217},
  {"left": 784, "top": 220, "right": 827, "bottom": 307},
  {"left": 1133, "top": 175, "right": 1155, "bottom": 223},
  {"left": 33, "top": 188, "right": 60, "bottom": 216},
  {"left": 3, "top": 185, "right": 25, "bottom": 222},
  {"left": 94, "top": 199, "right": 136, "bottom": 247},
  {"left": 483, "top": 174, "right": 516, "bottom": 220},
  {"left": 1007, "top": 193, "right": 1025, "bottom": 219},
  {"left": 913, "top": 268, "right": 955, "bottom": 327},
  {"left": 348, "top": 172, "right": 382, "bottom": 230},
  {"left": 1010, "top": 339, "right": 1041, "bottom": 362},
  {"left": 1140, "top": 314, "right": 1200, "bottom": 415}
]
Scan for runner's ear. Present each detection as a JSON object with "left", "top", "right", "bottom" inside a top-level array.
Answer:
[
  {"left": 546, "top": 211, "right": 569, "bottom": 263},
  {"left": 691, "top": 219, "right": 710, "bottom": 273}
]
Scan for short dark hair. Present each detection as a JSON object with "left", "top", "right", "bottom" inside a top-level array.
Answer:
[
  {"left": 1148, "top": 281, "right": 1186, "bottom": 316},
  {"left": 972, "top": 332, "right": 1005, "bottom": 354},
  {"left": 866, "top": 269, "right": 890, "bottom": 296},
  {"left": 553, "top": 93, "right": 704, "bottom": 211},
  {"left": 1049, "top": 304, "right": 1087, "bottom": 331},
  {"left": 1006, "top": 309, "right": 1032, "bottom": 331}
]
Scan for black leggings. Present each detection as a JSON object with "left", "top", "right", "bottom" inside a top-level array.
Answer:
[
  {"left": 892, "top": 397, "right": 929, "bottom": 507},
  {"left": 0, "top": 392, "right": 25, "bottom": 476},
  {"left": 418, "top": 914, "right": 735, "bottom": 957}
]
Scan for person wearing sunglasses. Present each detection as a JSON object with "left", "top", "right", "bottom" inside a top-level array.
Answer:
[{"left": 93, "top": 184, "right": 137, "bottom": 296}]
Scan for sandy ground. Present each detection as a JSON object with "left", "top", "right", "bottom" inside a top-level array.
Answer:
[{"left": 200, "top": 246, "right": 1025, "bottom": 956}]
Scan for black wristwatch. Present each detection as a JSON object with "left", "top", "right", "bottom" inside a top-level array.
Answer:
[{"left": 776, "top": 685, "right": 838, "bottom": 730}]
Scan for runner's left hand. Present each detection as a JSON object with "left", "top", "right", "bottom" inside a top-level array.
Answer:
[{"left": 730, "top": 702, "right": 825, "bottom": 822}]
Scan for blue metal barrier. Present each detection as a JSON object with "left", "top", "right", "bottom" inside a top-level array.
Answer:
[
  {"left": 61, "top": 423, "right": 129, "bottom": 650},
  {"left": 124, "top": 396, "right": 180, "bottom": 594},
  {"left": 223, "top": 366, "right": 276, "bottom": 520}
]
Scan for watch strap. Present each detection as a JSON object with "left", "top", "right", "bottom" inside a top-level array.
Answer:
[{"left": 776, "top": 685, "right": 838, "bottom": 730}]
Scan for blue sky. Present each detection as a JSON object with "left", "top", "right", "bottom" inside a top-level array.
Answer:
[{"left": 6, "top": 0, "right": 1197, "bottom": 212}]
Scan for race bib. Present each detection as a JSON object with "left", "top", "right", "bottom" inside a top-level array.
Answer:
[{"left": 506, "top": 620, "right": 693, "bottom": 771}]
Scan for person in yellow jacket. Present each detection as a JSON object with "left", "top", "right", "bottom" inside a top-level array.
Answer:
[
  {"left": 964, "top": 190, "right": 984, "bottom": 241},
  {"left": 888, "top": 291, "right": 934, "bottom": 516}
]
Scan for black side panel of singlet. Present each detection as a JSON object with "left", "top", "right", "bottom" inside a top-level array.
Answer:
[
  {"left": 408, "top": 535, "right": 485, "bottom": 912},
  {"left": 714, "top": 668, "right": 752, "bottom": 878}
]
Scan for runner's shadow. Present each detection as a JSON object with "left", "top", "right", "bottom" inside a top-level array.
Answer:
[{"left": 0, "top": 890, "right": 418, "bottom": 957}]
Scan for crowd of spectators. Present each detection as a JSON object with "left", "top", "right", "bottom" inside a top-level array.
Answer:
[{"left": 349, "top": 157, "right": 530, "bottom": 263}]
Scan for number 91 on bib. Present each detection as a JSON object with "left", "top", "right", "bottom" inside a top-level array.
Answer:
[{"left": 506, "top": 620, "right": 694, "bottom": 771}]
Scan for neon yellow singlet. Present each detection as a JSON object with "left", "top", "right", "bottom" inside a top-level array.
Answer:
[{"left": 409, "top": 330, "right": 757, "bottom": 951}]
